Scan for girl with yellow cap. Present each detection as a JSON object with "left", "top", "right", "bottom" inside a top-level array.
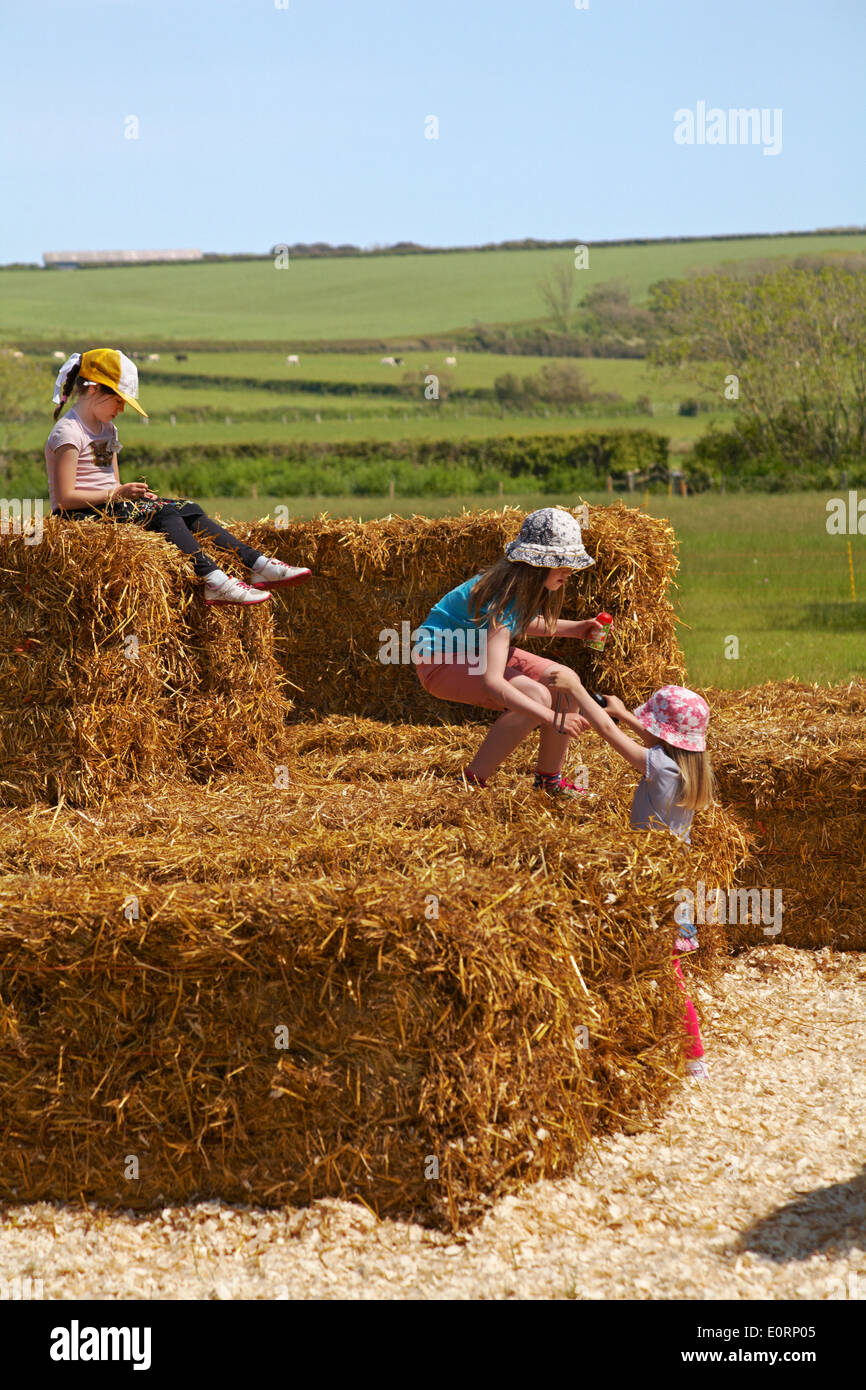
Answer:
[{"left": 46, "top": 348, "right": 310, "bottom": 606}]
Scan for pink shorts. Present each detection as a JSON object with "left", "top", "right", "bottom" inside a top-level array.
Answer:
[{"left": 416, "top": 646, "right": 560, "bottom": 712}]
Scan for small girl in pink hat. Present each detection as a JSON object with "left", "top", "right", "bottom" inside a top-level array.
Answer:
[{"left": 543, "top": 675, "right": 717, "bottom": 1080}]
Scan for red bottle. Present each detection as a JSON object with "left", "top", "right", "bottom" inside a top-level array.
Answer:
[{"left": 586, "top": 611, "right": 613, "bottom": 652}]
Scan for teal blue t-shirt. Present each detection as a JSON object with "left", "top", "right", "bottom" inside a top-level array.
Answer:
[{"left": 415, "top": 574, "right": 523, "bottom": 661}]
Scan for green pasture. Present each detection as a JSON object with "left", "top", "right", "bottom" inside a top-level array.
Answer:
[
  {"left": 197, "top": 491, "right": 864, "bottom": 690},
  {"left": 4, "top": 232, "right": 866, "bottom": 345},
  {"left": 13, "top": 346, "right": 724, "bottom": 455},
  {"left": 18, "top": 402, "right": 712, "bottom": 454},
  {"left": 134, "top": 350, "right": 709, "bottom": 403}
]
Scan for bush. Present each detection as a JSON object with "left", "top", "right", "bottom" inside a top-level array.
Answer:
[{"left": 535, "top": 362, "right": 594, "bottom": 405}]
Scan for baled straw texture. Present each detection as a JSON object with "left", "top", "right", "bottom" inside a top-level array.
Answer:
[
  {"left": 239, "top": 505, "right": 686, "bottom": 721},
  {"left": 706, "top": 680, "right": 866, "bottom": 950},
  {"left": 0, "top": 520, "right": 291, "bottom": 806},
  {"left": 0, "top": 725, "right": 746, "bottom": 1228}
]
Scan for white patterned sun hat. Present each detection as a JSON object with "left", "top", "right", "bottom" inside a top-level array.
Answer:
[
  {"left": 505, "top": 507, "right": 594, "bottom": 570},
  {"left": 633, "top": 686, "right": 709, "bottom": 752}
]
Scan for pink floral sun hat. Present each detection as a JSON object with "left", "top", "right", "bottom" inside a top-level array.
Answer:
[{"left": 633, "top": 685, "right": 709, "bottom": 752}]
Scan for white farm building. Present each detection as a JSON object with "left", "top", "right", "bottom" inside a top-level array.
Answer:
[{"left": 43, "top": 250, "right": 203, "bottom": 269}]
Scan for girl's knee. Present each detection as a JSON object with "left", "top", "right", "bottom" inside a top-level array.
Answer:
[{"left": 510, "top": 674, "right": 551, "bottom": 707}]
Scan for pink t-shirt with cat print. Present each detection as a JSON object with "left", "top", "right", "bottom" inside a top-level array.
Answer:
[{"left": 45, "top": 408, "right": 123, "bottom": 511}]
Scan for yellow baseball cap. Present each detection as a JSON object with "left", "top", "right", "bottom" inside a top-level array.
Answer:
[{"left": 80, "top": 347, "right": 148, "bottom": 417}]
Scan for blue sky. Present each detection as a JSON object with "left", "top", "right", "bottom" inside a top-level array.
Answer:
[{"left": 1, "top": 0, "right": 862, "bottom": 263}]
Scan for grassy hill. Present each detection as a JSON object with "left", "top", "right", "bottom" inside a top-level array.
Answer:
[{"left": 4, "top": 232, "right": 866, "bottom": 347}]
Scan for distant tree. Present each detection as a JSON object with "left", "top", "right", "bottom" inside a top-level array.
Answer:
[
  {"left": 535, "top": 361, "right": 594, "bottom": 405},
  {"left": 494, "top": 372, "right": 531, "bottom": 407},
  {"left": 650, "top": 263, "right": 866, "bottom": 471},
  {"left": 495, "top": 363, "right": 593, "bottom": 408},
  {"left": 538, "top": 265, "right": 576, "bottom": 334},
  {"left": 581, "top": 280, "right": 654, "bottom": 339}
]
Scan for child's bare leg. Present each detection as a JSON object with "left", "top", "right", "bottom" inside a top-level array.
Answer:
[
  {"left": 465, "top": 675, "right": 552, "bottom": 781},
  {"left": 536, "top": 684, "right": 578, "bottom": 778}
]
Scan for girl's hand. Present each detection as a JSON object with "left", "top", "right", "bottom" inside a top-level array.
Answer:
[
  {"left": 598, "top": 692, "right": 627, "bottom": 720},
  {"left": 543, "top": 667, "right": 571, "bottom": 690},
  {"left": 114, "top": 481, "right": 158, "bottom": 500},
  {"left": 543, "top": 666, "right": 583, "bottom": 697},
  {"left": 556, "top": 710, "right": 590, "bottom": 737},
  {"left": 577, "top": 618, "right": 605, "bottom": 642}
]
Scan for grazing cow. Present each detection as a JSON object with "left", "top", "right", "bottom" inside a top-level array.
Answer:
[
  {"left": 380, "top": 356, "right": 397, "bottom": 366},
  {"left": 175, "top": 353, "right": 188, "bottom": 362},
  {"left": 445, "top": 356, "right": 457, "bottom": 366},
  {"left": 286, "top": 354, "right": 299, "bottom": 364},
  {"left": 147, "top": 353, "right": 160, "bottom": 362}
]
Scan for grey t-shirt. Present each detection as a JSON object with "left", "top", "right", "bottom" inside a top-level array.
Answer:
[{"left": 630, "top": 745, "right": 693, "bottom": 843}]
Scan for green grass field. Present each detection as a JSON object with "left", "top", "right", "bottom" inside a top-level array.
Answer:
[
  {"left": 5, "top": 232, "right": 866, "bottom": 345},
  {"left": 196, "top": 491, "right": 864, "bottom": 691},
  {"left": 17, "top": 394, "right": 711, "bottom": 453},
  {"left": 134, "top": 349, "right": 707, "bottom": 401}
]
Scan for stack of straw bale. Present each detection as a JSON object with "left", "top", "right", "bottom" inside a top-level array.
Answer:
[
  {"left": 240, "top": 505, "right": 686, "bottom": 721},
  {"left": 0, "top": 726, "right": 747, "bottom": 1226},
  {"left": 0, "top": 520, "right": 291, "bottom": 805},
  {"left": 707, "top": 681, "right": 866, "bottom": 950}
]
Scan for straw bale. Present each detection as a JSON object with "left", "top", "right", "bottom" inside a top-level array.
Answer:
[
  {"left": 0, "top": 521, "right": 292, "bottom": 805},
  {"left": 239, "top": 505, "right": 685, "bottom": 721},
  {"left": 0, "top": 731, "right": 746, "bottom": 1227},
  {"left": 706, "top": 680, "right": 866, "bottom": 950}
]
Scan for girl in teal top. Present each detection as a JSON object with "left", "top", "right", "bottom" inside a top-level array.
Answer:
[{"left": 415, "top": 508, "right": 607, "bottom": 798}]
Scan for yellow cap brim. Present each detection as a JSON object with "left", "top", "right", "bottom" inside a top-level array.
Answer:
[
  {"left": 116, "top": 392, "right": 148, "bottom": 418},
  {"left": 83, "top": 364, "right": 148, "bottom": 417}
]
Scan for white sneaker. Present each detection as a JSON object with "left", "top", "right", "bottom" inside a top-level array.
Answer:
[
  {"left": 204, "top": 574, "right": 271, "bottom": 606},
  {"left": 249, "top": 556, "right": 312, "bottom": 589}
]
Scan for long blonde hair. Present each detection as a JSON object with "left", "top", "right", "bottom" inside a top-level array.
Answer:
[
  {"left": 660, "top": 740, "right": 717, "bottom": 812},
  {"left": 468, "top": 557, "right": 564, "bottom": 641}
]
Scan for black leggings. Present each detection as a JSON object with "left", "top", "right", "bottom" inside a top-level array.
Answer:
[{"left": 54, "top": 501, "right": 263, "bottom": 579}]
